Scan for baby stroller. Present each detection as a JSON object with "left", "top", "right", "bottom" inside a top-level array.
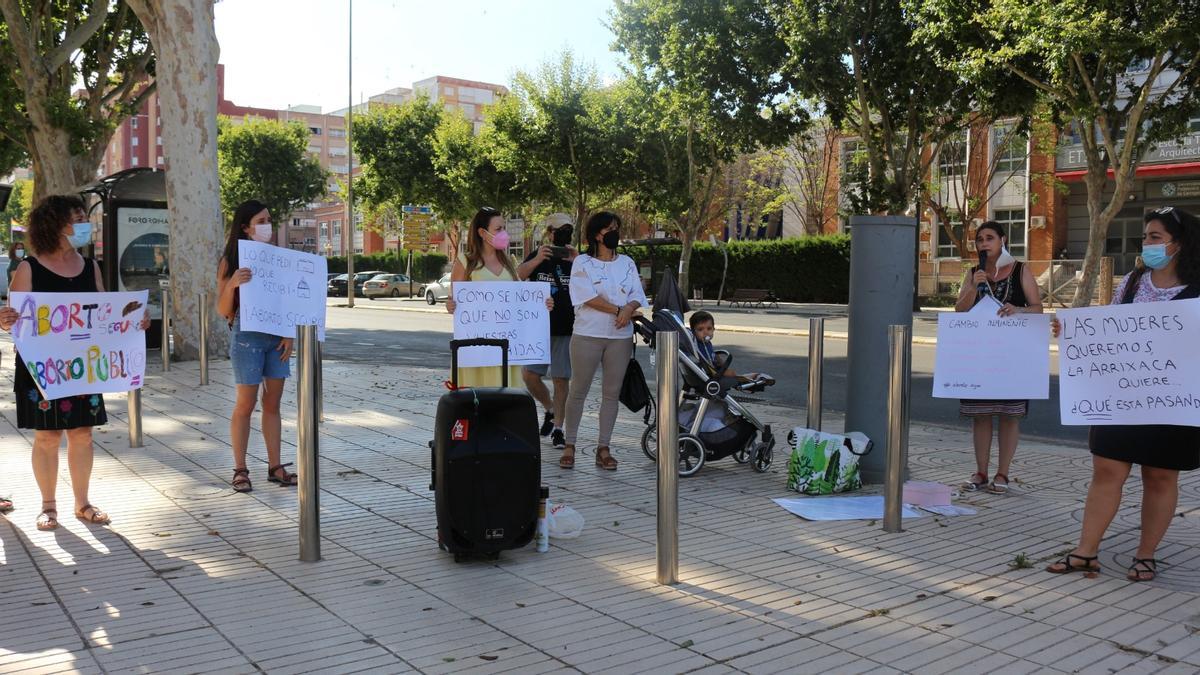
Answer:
[{"left": 631, "top": 309, "right": 777, "bottom": 476}]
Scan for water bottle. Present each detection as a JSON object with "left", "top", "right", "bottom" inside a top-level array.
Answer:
[{"left": 535, "top": 486, "right": 550, "bottom": 552}]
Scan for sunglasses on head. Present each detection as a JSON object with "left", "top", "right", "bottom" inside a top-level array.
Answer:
[{"left": 1152, "top": 206, "right": 1180, "bottom": 225}]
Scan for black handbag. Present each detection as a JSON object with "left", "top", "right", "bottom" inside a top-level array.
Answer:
[{"left": 619, "top": 348, "right": 654, "bottom": 423}]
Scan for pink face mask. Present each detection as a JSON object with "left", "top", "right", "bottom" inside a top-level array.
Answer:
[{"left": 487, "top": 229, "right": 510, "bottom": 250}]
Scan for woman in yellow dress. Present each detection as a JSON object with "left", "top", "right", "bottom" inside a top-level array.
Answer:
[{"left": 446, "top": 207, "right": 549, "bottom": 387}]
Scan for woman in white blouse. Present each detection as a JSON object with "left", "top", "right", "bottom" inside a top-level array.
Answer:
[{"left": 560, "top": 212, "right": 648, "bottom": 470}]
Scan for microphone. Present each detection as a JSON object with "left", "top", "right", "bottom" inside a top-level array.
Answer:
[{"left": 977, "top": 250, "right": 990, "bottom": 297}]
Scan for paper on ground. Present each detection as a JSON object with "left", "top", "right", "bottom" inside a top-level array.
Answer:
[{"left": 773, "top": 496, "right": 926, "bottom": 521}]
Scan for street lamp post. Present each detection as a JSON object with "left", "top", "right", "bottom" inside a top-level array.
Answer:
[{"left": 344, "top": 0, "right": 355, "bottom": 308}]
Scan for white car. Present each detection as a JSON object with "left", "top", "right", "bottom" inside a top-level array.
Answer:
[{"left": 419, "top": 274, "right": 451, "bottom": 305}]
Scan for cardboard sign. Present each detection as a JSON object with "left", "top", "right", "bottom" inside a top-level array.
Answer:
[
  {"left": 9, "top": 291, "right": 149, "bottom": 398},
  {"left": 452, "top": 281, "right": 551, "bottom": 367},
  {"left": 933, "top": 296, "right": 1051, "bottom": 399},
  {"left": 237, "top": 240, "right": 327, "bottom": 340},
  {"left": 1058, "top": 298, "right": 1200, "bottom": 426}
]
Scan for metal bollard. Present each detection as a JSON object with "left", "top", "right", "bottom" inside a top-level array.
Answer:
[
  {"left": 128, "top": 389, "right": 143, "bottom": 448},
  {"left": 806, "top": 317, "right": 825, "bottom": 431},
  {"left": 160, "top": 289, "right": 171, "bottom": 372},
  {"left": 316, "top": 341, "right": 324, "bottom": 424},
  {"left": 883, "top": 324, "right": 911, "bottom": 533},
  {"left": 297, "top": 325, "right": 321, "bottom": 561},
  {"left": 656, "top": 330, "right": 679, "bottom": 585},
  {"left": 199, "top": 292, "right": 209, "bottom": 386}
]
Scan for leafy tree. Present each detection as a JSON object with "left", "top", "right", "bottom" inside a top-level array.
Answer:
[
  {"left": 0, "top": 0, "right": 155, "bottom": 201},
  {"left": 488, "top": 51, "right": 634, "bottom": 232},
  {"left": 913, "top": 0, "right": 1200, "bottom": 306},
  {"left": 353, "top": 97, "right": 443, "bottom": 214},
  {"left": 611, "top": 0, "right": 805, "bottom": 291},
  {"left": 778, "top": 118, "right": 839, "bottom": 236},
  {"left": 217, "top": 116, "right": 328, "bottom": 223}
]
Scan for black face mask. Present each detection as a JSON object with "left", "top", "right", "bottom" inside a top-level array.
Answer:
[
  {"left": 601, "top": 230, "right": 620, "bottom": 250},
  {"left": 552, "top": 225, "right": 573, "bottom": 247}
]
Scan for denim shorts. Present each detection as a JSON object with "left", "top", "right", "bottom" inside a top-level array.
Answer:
[{"left": 229, "top": 321, "right": 291, "bottom": 385}]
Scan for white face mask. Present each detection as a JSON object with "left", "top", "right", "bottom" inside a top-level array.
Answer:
[
  {"left": 251, "top": 222, "right": 273, "bottom": 243},
  {"left": 994, "top": 246, "right": 1015, "bottom": 269},
  {"left": 14, "top": 248, "right": 24, "bottom": 259}
]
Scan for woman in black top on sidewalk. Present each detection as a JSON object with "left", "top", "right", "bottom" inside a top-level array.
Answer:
[
  {"left": 0, "top": 195, "right": 147, "bottom": 530},
  {"left": 953, "top": 221, "right": 1043, "bottom": 494},
  {"left": 1048, "top": 206, "right": 1200, "bottom": 582}
]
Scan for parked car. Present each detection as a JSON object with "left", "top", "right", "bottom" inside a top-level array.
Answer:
[
  {"left": 362, "top": 273, "right": 411, "bottom": 299},
  {"left": 418, "top": 273, "right": 452, "bottom": 305},
  {"left": 327, "top": 270, "right": 385, "bottom": 297}
]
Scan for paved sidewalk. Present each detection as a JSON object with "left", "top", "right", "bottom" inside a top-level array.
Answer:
[{"left": 2, "top": 341, "right": 1198, "bottom": 673}]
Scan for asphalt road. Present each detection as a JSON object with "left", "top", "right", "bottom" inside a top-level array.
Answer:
[{"left": 322, "top": 304, "right": 1088, "bottom": 446}]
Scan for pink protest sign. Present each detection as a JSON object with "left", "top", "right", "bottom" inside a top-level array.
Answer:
[{"left": 9, "top": 291, "right": 149, "bottom": 399}]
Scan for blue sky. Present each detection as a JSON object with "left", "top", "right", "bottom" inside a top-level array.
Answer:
[{"left": 214, "top": 0, "right": 627, "bottom": 112}]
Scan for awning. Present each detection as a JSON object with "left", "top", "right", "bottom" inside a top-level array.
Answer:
[{"left": 1055, "top": 161, "right": 1200, "bottom": 182}]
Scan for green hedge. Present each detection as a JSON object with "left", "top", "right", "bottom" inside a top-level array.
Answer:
[
  {"left": 621, "top": 236, "right": 851, "bottom": 303},
  {"left": 326, "top": 251, "right": 449, "bottom": 282}
]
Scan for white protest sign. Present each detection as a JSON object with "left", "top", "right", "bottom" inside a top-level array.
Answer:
[
  {"left": 9, "top": 291, "right": 149, "bottom": 399},
  {"left": 1058, "top": 298, "right": 1200, "bottom": 426},
  {"left": 237, "top": 240, "right": 327, "bottom": 340},
  {"left": 452, "top": 281, "right": 551, "bottom": 367},
  {"left": 933, "top": 296, "right": 1051, "bottom": 399}
]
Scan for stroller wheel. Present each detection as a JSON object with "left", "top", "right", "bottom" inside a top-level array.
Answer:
[
  {"left": 752, "top": 437, "right": 775, "bottom": 473},
  {"left": 678, "top": 435, "right": 706, "bottom": 477},
  {"left": 641, "top": 424, "right": 658, "bottom": 461}
]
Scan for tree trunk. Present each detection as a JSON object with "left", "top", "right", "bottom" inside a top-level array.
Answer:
[
  {"left": 127, "top": 0, "right": 226, "bottom": 359},
  {"left": 677, "top": 226, "right": 695, "bottom": 297},
  {"left": 1071, "top": 171, "right": 1117, "bottom": 307}
]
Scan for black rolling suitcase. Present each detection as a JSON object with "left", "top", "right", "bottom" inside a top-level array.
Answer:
[{"left": 430, "top": 338, "right": 541, "bottom": 561}]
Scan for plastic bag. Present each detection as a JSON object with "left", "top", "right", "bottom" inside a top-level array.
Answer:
[{"left": 546, "top": 501, "right": 585, "bottom": 539}]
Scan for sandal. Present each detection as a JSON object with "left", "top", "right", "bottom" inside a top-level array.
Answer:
[
  {"left": 595, "top": 446, "right": 618, "bottom": 471},
  {"left": 987, "top": 473, "right": 1010, "bottom": 494},
  {"left": 75, "top": 504, "right": 111, "bottom": 525},
  {"left": 1127, "top": 557, "right": 1158, "bottom": 582},
  {"left": 36, "top": 502, "right": 58, "bottom": 531},
  {"left": 0, "top": 496, "right": 13, "bottom": 514},
  {"left": 232, "top": 468, "right": 252, "bottom": 493},
  {"left": 267, "top": 463, "right": 297, "bottom": 486},
  {"left": 559, "top": 445, "right": 576, "bottom": 469},
  {"left": 1046, "top": 553, "right": 1099, "bottom": 574},
  {"left": 962, "top": 472, "right": 988, "bottom": 491}
]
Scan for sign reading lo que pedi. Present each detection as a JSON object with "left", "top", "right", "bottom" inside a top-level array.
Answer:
[
  {"left": 1058, "top": 298, "right": 1200, "bottom": 426},
  {"left": 10, "top": 291, "right": 149, "bottom": 399},
  {"left": 452, "top": 281, "right": 551, "bottom": 367},
  {"left": 237, "top": 240, "right": 327, "bottom": 341}
]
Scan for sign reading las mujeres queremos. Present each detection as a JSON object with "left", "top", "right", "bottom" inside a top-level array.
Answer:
[
  {"left": 1058, "top": 298, "right": 1200, "bottom": 426},
  {"left": 237, "top": 240, "right": 327, "bottom": 341},
  {"left": 10, "top": 291, "right": 149, "bottom": 399}
]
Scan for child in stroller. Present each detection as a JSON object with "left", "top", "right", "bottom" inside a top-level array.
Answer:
[
  {"left": 633, "top": 309, "right": 777, "bottom": 476},
  {"left": 688, "top": 311, "right": 769, "bottom": 389}
]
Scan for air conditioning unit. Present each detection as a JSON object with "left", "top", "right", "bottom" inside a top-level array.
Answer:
[{"left": 1030, "top": 216, "right": 1046, "bottom": 229}]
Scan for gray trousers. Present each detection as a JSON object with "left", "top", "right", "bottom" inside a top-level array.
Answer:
[{"left": 564, "top": 334, "right": 634, "bottom": 448}]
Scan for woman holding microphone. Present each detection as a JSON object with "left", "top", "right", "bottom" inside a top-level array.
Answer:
[{"left": 953, "top": 221, "right": 1043, "bottom": 494}]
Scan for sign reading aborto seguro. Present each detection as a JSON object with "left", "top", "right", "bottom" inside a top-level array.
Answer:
[
  {"left": 933, "top": 295, "right": 1051, "bottom": 400},
  {"left": 452, "top": 281, "right": 551, "bottom": 367},
  {"left": 1058, "top": 298, "right": 1200, "bottom": 426},
  {"left": 237, "top": 240, "right": 327, "bottom": 341},
  {"left": 9, "top": 290, "right": 149, "bottom": 399}
]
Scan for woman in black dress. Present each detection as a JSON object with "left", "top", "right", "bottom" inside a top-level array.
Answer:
[
  {"left": 0, "top": 195, "right": 145, "bottom": 530},
  {"left": 953, "top": 221, "right": 1043, "bottom": 494},
  {"left": 1048, "top": 206, "right": 1200, "bottom": 581}
]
